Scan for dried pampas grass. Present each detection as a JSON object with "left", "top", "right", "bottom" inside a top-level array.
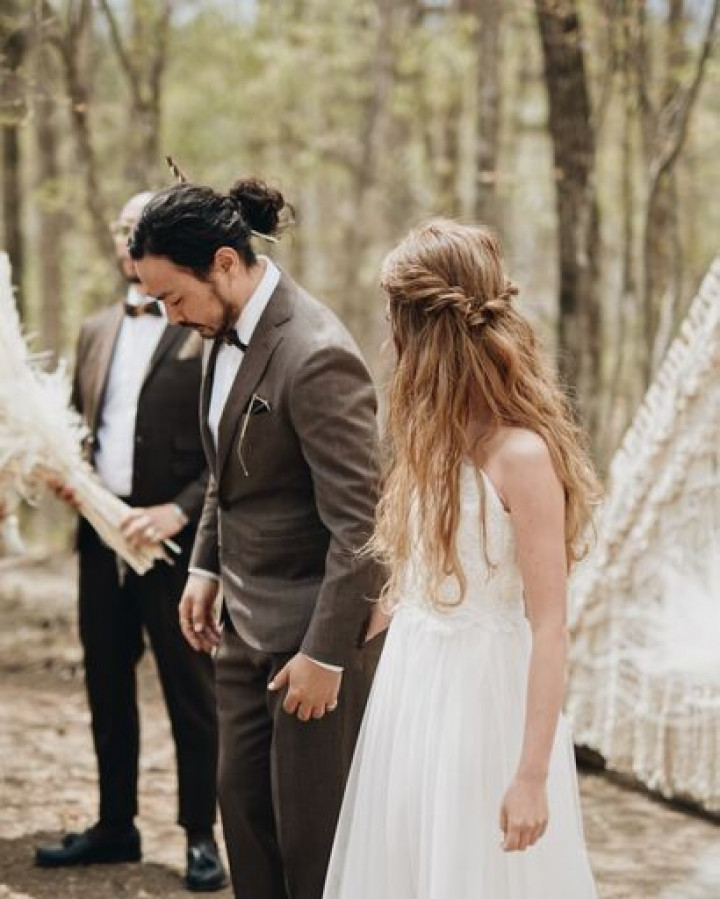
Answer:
[{"left": 0, "top": 252, "right": 175, "bottom": 575}]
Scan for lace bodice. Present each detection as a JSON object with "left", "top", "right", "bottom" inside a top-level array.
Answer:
[{"left": 397, "top": 463, "right": 527, "bottom": 632}]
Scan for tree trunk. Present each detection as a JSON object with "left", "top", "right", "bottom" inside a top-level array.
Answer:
[
  {"left": 56, "top": 0, "right": 115, "bottom": 267},
  {"left": 534, "top": 0, "right": 602, "bottom": 444},
  {"left": 338, "top": 0, "right": 401, "bottom": 337},
  {"left": 474, "top": 0, "right": 503, "bottom": 227},
  {"left": 121, "top": 0, "right": 170, "bottom": 187},
  {"left": 1, "top": 15, "right": 27, "bottom": 316},
  {"left": 35, "top": 59, "right": 64, "bottom": 356},
  {"left": 644, "top": 0, "right": 682, "bottom": 373},
  {"left": 639, "top": 0, "right": 719, "bottom": 381},
  {"left": 600, "top": 5, "right": 639, "bottom": 466}
]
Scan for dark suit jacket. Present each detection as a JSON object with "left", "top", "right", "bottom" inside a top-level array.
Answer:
[
  {"left": 71, "top": 303, "right": 208, "bottom": 528},
  {"left": 190, "top": 272, "right": 383, "bottom": 667}
]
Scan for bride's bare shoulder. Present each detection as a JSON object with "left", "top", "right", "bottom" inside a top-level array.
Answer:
[
  {"left": 486, "top": 426, "right": 550, "bottom": 468},
  {"left": 482, "top": 427, "right": 558, "bottom": 507}
]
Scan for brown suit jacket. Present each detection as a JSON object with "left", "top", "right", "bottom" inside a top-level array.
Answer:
[
  {"left": 190, "top": 272, "right": 383, "bottom": 667},
  {"left": 72, "top": 303, "right": 208, "bottom": 522}
]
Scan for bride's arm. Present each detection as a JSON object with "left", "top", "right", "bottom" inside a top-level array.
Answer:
[{"left": 492, "top": 429, "right": 568, "bottom": 852}]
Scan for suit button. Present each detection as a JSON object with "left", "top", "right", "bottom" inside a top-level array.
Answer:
[{"left": 135, "top": 435, "right": 144, "bottom": 445}]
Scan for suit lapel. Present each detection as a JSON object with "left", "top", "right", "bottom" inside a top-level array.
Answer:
[
  {"left": 215, "top": 277, "right": 294, "bottom": 482},
  {"left": 87, "top": 304, "right": 124, "bottom": 434},
  {"left": 138, "top": 324, "right": 180, "bottom": 394}
]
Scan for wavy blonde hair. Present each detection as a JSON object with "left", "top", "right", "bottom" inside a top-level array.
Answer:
[{"left": 370, "top": 219, "right": 601, "bottom": 609}]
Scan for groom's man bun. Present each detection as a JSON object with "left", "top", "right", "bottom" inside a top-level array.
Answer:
[
  {"left": 227, "top": 177, "right": 287, "bottom": 239},
  {"left": 129, "top": 177, "right": 291, "bottom": 277}
]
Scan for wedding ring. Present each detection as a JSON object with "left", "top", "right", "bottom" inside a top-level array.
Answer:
[{"left": 146, "top": 526, "right": 158, "bottom": 540}]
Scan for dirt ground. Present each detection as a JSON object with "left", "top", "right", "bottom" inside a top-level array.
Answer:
[{"left": 0, "top": 554, "right": 718, "bottom": 899}]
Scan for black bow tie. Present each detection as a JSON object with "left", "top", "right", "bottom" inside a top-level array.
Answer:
[
  {"left": 221, "top": 330, "right": 248, "bottom": 352},
  {"left": 124, "top": 299, "right": 163, "bottom": 318}
]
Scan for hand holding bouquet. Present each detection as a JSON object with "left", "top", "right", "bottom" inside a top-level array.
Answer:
[{"left": 0, "top": 253, "right": 176, "bottom": 575}]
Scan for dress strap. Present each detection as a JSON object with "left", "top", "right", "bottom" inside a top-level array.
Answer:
[{"left": 478, "top": 469, "right": 510, "bottom": 517}]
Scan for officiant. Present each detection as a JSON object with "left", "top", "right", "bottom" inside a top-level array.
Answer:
[{"left": 34, "top": 192, "right": 227, "bottom": 892}]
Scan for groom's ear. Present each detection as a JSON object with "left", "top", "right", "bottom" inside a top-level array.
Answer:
[{"left": 213, "top": 246, "right": 242, "bottom": 275}]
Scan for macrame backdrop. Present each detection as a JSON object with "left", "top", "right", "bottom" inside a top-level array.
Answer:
[{"left": 567, "top": 259, "right": 720, "bottom": 814}]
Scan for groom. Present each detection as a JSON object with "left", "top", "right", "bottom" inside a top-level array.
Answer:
[{"left": 130, "top": 179, "right": 384, "bottom": 899}]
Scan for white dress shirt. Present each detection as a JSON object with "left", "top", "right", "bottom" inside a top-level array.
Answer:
[
  {"left": 207, "top": 256, "right": 280, "bottom": 446},
  {"left": 192, "top": 258, "right": 342, "bottom": 673},
  {"left": 95, "top": 286, "right": 167, "bottom": 496},
  {"left": 189, "top": 258, "right": 278, "bottom": 586}
]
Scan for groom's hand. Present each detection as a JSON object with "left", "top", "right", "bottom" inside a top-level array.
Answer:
[
  {"left": 269, "top": 654, "right": 342, "bottom": 722},
  {"left": 179, "top": 573, "right": 222, "bottom": 653}
]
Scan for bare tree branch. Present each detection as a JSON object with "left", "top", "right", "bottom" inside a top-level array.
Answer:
[
  {"left": 640, "top": 0, "right": 718, "bottom": 379},
  {"left": 648, "top": 0, "right": 719, "bottom": 189},
  {"left": 148, "top": 0, "right": 171, "bottom": 119},
  {"left": 96, "top": 0, "right": 144, "bottom": 108},
  {"left": 44, "top": 0, "right": 115, "bottom": 265},
  {"left": 632, "top": 0, "right": 655, "bottom": 158},
  {"left": 591, "top": 0, "right": 620, "bottom": 135}
]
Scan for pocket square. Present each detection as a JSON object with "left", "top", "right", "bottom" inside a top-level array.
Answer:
[
  {"left": 237, "top": 394, "right": 272, "bottom": 476},
  {"left": 247, "top": 395, "right": 272, "bottom": 416}
]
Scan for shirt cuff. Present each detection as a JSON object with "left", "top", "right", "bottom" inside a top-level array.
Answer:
[
  {"left": 302, "top": 653, "right": 344, "bottom": 673},
  {"left": 171, "top": 503, "right": 189, "bottom": 527},
  {"left": 188, "top": 567, "right": 220, "bottom": 583}
]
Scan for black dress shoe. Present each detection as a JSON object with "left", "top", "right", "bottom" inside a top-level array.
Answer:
[
  {"left": 185, "top": 839, "right": 228, "bottom": 892},
  {"left": 35, "top": 824, "right": 142, "bottom": 867}
]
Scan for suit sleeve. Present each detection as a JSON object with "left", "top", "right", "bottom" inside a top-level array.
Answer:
[
  {"left": 173, "top": 467, "right": 210, "bottom": 524},
  {"left": 289, "top": 343, "right": 385, "bottom": 667},
  {"left": 71, "top": 325, "right": 96, "bottom": 471},
  {"left": 189, "top": 473, "right": 220, "bottom": 575},
  {"left": 71, "top": 325, "right": 89, "bottom": 416},
  {"left": 170, "top": 342, "right": 210, "bottom": 523}
]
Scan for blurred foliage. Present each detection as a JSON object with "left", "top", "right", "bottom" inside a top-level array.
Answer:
[{"left": 1, "top": 0, "right": 718, "bottom": 462}]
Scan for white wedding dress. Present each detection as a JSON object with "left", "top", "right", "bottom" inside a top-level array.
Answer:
[{"left": 324, "top": 463, "right": 597, "bottom": 898}]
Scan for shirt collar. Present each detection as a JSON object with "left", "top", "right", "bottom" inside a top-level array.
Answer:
[
  {"left": 125, "top": 285, "right": 145, "bottom": 306},
  {"left": 234, "top": 256, "right": 281, "bottom": 347},
  {"left": 125, "top": 284, "right": 167, "bottom": 320}
]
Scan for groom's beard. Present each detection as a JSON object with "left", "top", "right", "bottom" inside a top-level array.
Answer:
[
  {"left": 180, "top": 288, "right": 239, "bottom": 339},
  {"left": 218, "top": 296, "right": 240, "bottom": 337}
]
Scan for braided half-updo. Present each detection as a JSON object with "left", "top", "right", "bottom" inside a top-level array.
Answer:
[
  {"left": 388, "top": 261, "right": 519, "bottom": 331},
  {"left": 370, "top": 218, "right": 600, "bottom": 610}
]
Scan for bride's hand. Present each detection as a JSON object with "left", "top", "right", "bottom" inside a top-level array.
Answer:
[
  {"left": 499, "top": 775, "right": 548, "bottom": 852},
  {"left": 269, "top": 654, "right": 342, "bottom": 722}
]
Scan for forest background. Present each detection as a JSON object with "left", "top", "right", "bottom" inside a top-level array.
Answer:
[{"left": 1, "top": 0, "right": 718, "bottom": 523}]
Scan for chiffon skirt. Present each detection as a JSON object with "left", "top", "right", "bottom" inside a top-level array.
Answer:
[{"left": 323, "top": 606, "right": 598, "bottom": 899}]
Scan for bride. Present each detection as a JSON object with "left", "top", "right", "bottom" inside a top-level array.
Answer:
[{"left": 324, "top": 219, "right": 599, "bottom": 898}]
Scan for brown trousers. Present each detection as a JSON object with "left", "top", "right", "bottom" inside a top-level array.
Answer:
[{"left": 215, "top": 617, "right": 384, "bottom": 899}]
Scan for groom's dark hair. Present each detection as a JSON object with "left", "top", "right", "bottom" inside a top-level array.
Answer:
[{"left": 129, "top": 178, "right": 289, "bottom": 278}]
